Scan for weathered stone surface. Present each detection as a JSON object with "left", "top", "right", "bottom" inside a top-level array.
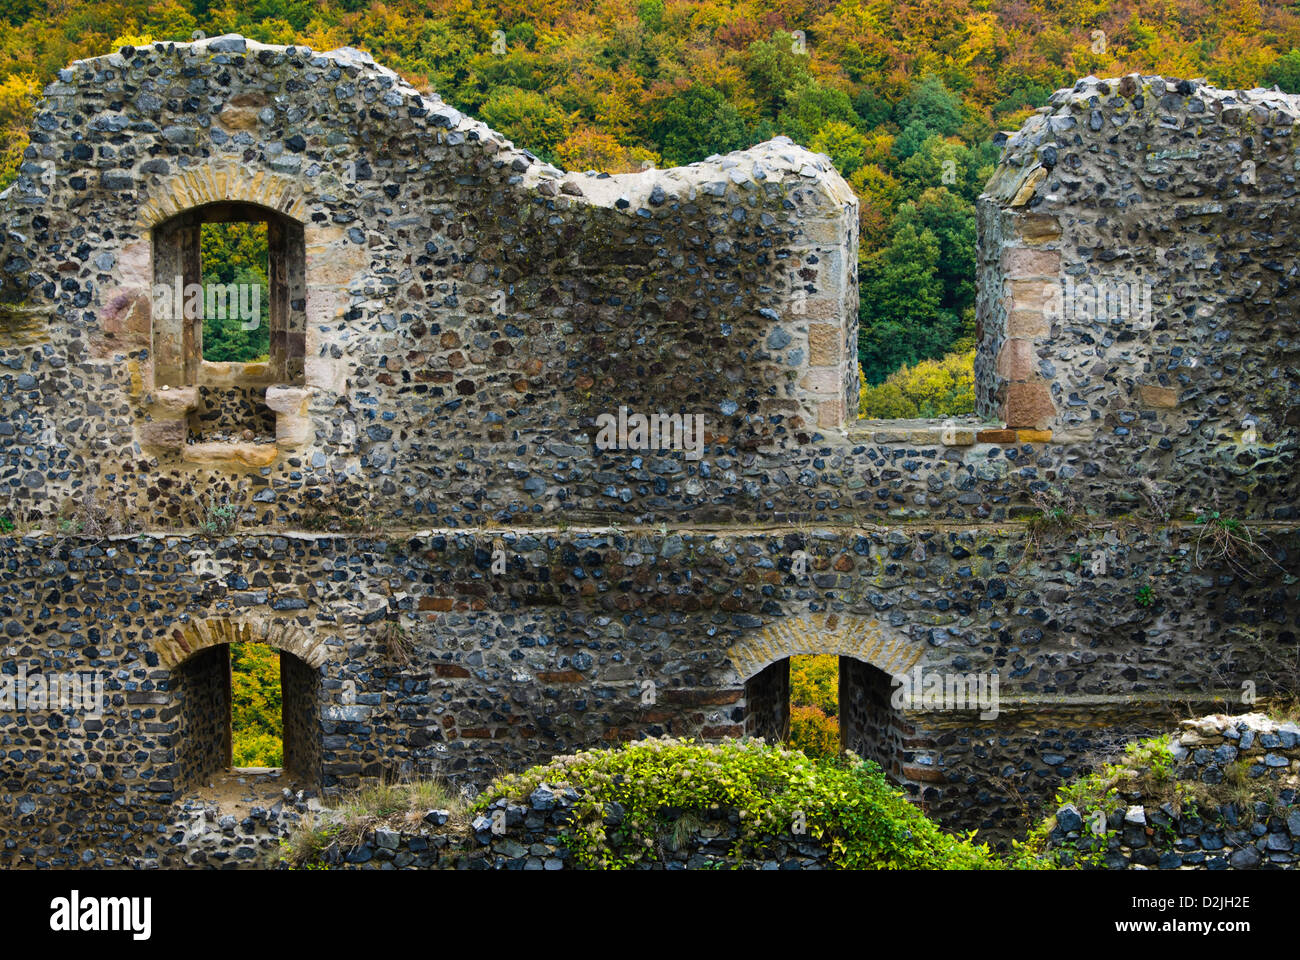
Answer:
[
  {"left": 1139, "top": 384, "right": 1179, "bottom": 409},
  {"left": 1003, "top": 380, "right": 1055, "bottom": 429},
  {"left": 0, "top": 47, "right": 1296, "bottom": 869},
  {"left": 1045, "top": 714, "right": 1300, "bottom": 871}
]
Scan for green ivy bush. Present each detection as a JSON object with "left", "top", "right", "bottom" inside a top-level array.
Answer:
[{"left": 475, "top": 737, "right": 1046, "bottom": 870}]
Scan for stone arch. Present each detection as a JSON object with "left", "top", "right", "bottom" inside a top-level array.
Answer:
[
  {"left": 726, "top": 612, "right": 922, "bottom": 786},
  {"left": 164, "top": 616, "right": 328, "bottom": 790},
  {"left": 157, "top": 616, "right": 331, "bottom": 669},
  {"left": 137, "top": 162, "right": 308, "bottom": 229},
  {"left": 723, "top": 611, "right": 923, "bottom": 684}
]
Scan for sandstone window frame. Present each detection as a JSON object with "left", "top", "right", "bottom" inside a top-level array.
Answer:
[{"left": 150, "top": 201, "right": 308, "bottom": 448}]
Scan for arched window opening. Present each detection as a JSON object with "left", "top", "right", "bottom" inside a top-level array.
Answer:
[{"left": 152, "top": 202, "right": 306, "bottom": 446}]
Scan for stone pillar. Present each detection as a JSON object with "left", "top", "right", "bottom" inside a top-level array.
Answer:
[
  {"left": 977, "top": 196, "right": 1062, "bottom": 431},
  {"left": 152, "top": 213, "right": 201, "bottom": 387},
  {"left": 742, "top": 659, "right": 790, "bottom": 742},
  {"left": 997, "top": 240, "right": 1059, "bottom": 429},
  {"left": 793, "top": 205, "right": 859, "bottom": 430},
  {"left": 269, "top": 216, "right": 307, "bottom": 384}
]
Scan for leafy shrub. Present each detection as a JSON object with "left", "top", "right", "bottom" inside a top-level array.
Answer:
[
  {"left": 790, "top": 654, "right": 838, "bottom": 716},
  {"left": 476, "top": 738, "right": 1042, "bottom": 869},
  {"left": 233, "top": 731, "right": 283, "bottom": 768},
  {"left": 789, "top": 705, "right": 840, "bottom": 759},
  {"left": 1264, "top": 49, "right": 1300, "bottom": 93}
]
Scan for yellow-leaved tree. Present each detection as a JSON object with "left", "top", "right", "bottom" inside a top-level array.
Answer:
[
  {"left": 858, "top": 347, "right": 975, "bottom": 419},
  {"left": 788, "top": 654, "right": 840, "bottom": 759},
  {"left": 0, "top": 73, "right": 40, "bottom": 191}
]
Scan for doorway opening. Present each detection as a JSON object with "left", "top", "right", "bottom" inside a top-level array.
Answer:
[
  {"left": 171, "top": 641, "right": 321, "bottom": 791},
  {"left": 743, "top": 655, "right": 906, "bottom": 778}
]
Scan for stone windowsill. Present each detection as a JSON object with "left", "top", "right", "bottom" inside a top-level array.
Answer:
[{"left": 848, "top": 416, "right": 1054, "bottom": 446}]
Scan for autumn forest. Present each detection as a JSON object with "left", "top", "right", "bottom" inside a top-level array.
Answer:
[{"left": 3, "top": 0, "right": 1298, "bottom": 411}]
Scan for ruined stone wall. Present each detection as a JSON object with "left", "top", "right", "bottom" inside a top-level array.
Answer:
[
  {"left": 1, "top": 41, "right": 1298, "bottom": 866},
  {"left": 1044, "top": 714, "right": 1300, "bottom": 869},
  {"left": 839, "top": 657, "right": 906, "bottom": 780},
  {"left": 173, "top": 644, "right": 231, "bottom": 789},
  {"left": 0, "top": 36, "right": 859, "bottom": 531},
  {"left": 0, "top": 523, "right": 1291, "bottom": 863},
  {"left": 280, "top": 651, "right": 321, "bottom": 783},
  {"left": 317, "top": 789, "right": 835, "bottom": 871},
  {"left": 978, "top": 75, "right": 1300, "bottom": 488},
  {"left": 742, "top": 660, "right": 789, "bottom": 742}
]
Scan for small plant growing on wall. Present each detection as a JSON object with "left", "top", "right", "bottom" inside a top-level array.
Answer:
[
  {"left": 199, "top": 496, "right": 239, "bottom": 535},
  {"left": 1192, "top": 507, "right": 1282, "bottom": 578},
  {"left": 380, "top": 618, "right": 415, "bottom": 667},
  {"left": 55, "top": 488, "right": 142, "bottom": 539},
  {"left": 1134, "top": 583, "right": 1155, "bottom": 607},
  {"left": 1017, "top": 483, "right": 1086, "bottom": 567}
]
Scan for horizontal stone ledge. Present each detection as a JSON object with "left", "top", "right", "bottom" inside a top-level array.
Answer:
[
  {"left": 181, "top": 441, "right": 281, "bottom": 468},
  {"left": 148, "top": 385, "right": 198, "bottom": 417},
  {"left": 911, "top": 692, "right": 1246, "bottom": 724},
  {"left": 849, "top": 418, "right": 1057, "bottom": 447},
  {"left": 6, "top": 517, "right": 1299, "bottom": 547},
  {"left": 900, "top": 764, "right": 947, "bottom": 783},
  {"left": 199, "top": 359, "right": 277, "bottom": 387}
]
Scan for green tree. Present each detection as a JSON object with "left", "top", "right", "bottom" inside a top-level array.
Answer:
[
  {"left": 743, "top": 31, "right": 813, "bottom": 113},
  {"left": 777, "top": 81, "right": 859, "bottom": 145},
  {"left": 1264, "top": 50, "right": 1300, "bottom": 93},
  {"left": 811, "top": 120, "right": 868, "bottom": 176},
  {"left": 200, "top": 221, "right": 269, "bottom": 362},
  {"left": 651, "top": 84, "right": 748, "bottom": 166},
  {"left": 858, "top": 217, "right": 956, "bottom": 383},
  {"left": 904, "top": 189, "right": 977, "bottom": 317},
  {"left": 853, "top": 86, "right": 892, "bottom": 128},
  {"left": 477, "top": 86, "right": 569, "bottom": 161},
  {"left": 892, "top": 74, "right": 964, "bottom": 160}
]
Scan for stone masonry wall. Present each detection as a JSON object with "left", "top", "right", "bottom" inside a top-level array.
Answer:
[
  {"left": 0, "top": 523, "right": 1290, "bottom": 864},
  {"left": 742, "top": 659, "right": 788, "bottom": 742},
  {"left": 280, "top": 650, "right": 321, "bottom": 783},
  {"left": 0, "top": 41, "right": 1297, "bottom": 867},
  {"left": 173, "top": 644, "right": 231, "bottom": 788},
  {"left": 1046, "top": 714, "right": 1300, "bottom": 869},
  {"left": 193, "top": 384, "right": 276, "bottom": 442},
  {"left": 839, "top": 656, "right": 907, "bottom": 781}
]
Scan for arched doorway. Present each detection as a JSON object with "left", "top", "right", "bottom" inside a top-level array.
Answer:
[
  {"left": 164, "top": 618, "right": 326, "bottom": 791},
  {"left": 728, "top": 612, "right": 923, "bottom": 782}
]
